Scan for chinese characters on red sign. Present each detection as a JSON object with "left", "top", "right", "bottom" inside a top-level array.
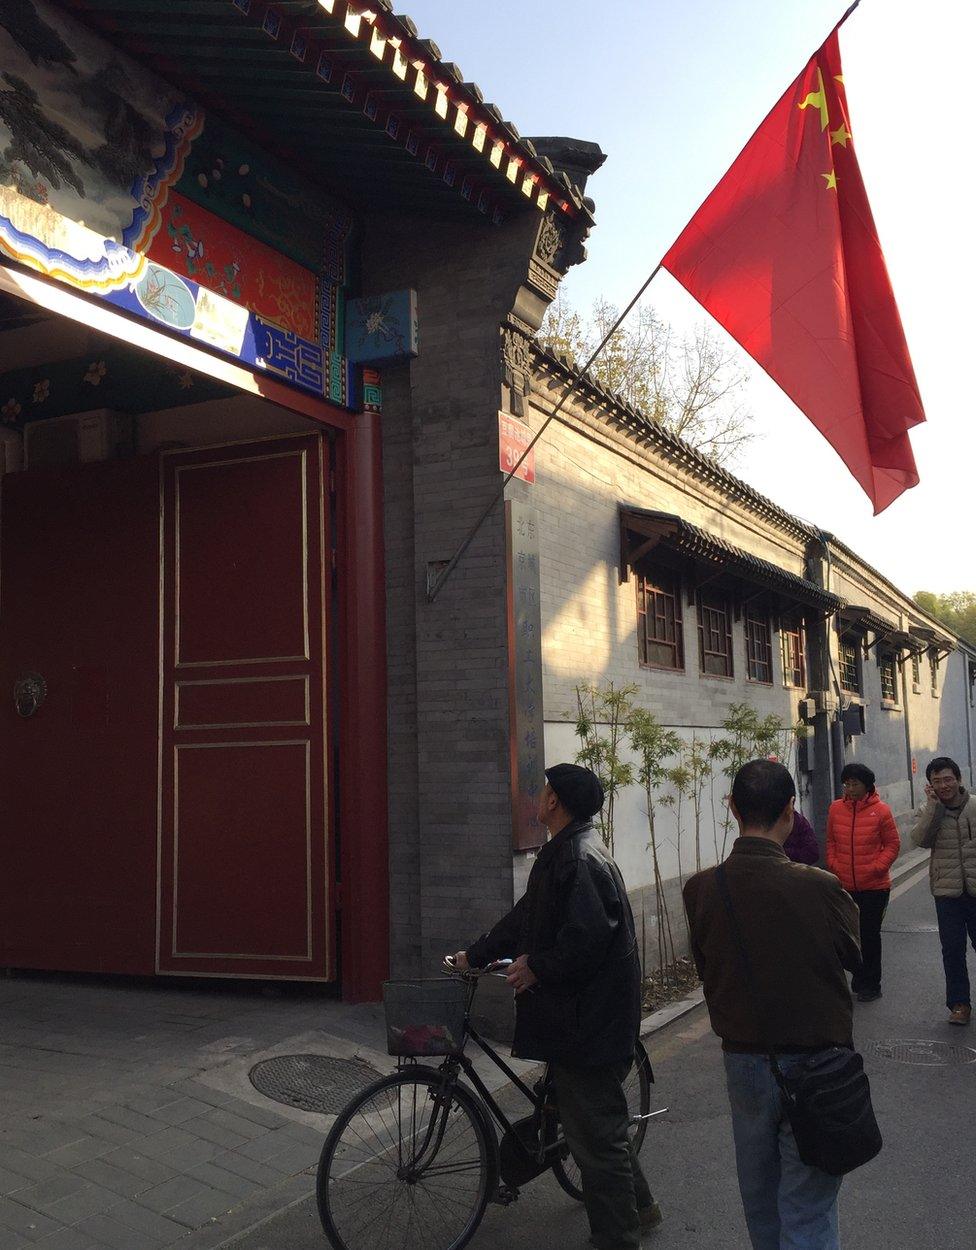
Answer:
[{"left": 498, "top": 412, "right": 536, "bottom": 484}]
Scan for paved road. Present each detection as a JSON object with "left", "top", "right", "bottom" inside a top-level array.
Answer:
[{"left": 226, "top": 865, "right": 976, "bottom": 1250}]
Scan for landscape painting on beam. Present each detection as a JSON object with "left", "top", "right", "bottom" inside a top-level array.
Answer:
[{"left": 0, "top": 0, "right": 355, "bottom": 406}]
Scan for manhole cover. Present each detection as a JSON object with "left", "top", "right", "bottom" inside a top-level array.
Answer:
[
  {"left": 249, "top": 1054, "right": 381, "bottom": 1113},
  {"left": 863, "top": 1039, "right": 976, "bottom": 1066},
  {"left": 882, "top": 924, "right": 939, "bottom": 933}
]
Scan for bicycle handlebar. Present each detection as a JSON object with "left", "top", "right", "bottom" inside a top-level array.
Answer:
[{"left": 442, "top": 955, "right": 513, "bottom": 980}]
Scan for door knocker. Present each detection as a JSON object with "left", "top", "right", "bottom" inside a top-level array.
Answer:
[{"left": 14, "top": 673, "right": 47, "bottom": 718}]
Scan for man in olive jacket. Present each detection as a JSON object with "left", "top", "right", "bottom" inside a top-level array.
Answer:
[
  {"left": 683, "top": 760, "right": 861, "bottom": 1250},
  {"left": 911, "top": 755, "right": 976, "bottom": 1024},
  {"left": 453, "top": 763, "right": 658, "bottom": 1250}
]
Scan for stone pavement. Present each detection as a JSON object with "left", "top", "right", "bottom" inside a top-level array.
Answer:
[
  {"left": 0, "top": 849, "right": 929, "bottom": 1250},
  {"left": 0, "top": 971, "right": 533, "bottom": 1250},
  {"left": 0, "top": 977, "right": 402, "bottom": 1249}
]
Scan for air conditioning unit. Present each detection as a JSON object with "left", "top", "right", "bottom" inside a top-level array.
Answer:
[
  {"left": 798, "top": 697, "right": 817, "bottom": 723},
  {"left": 23, "top": 409, "right": 132, "bottom": 470}
]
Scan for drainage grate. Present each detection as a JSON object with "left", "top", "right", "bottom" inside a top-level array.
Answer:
[
  {"left": 249, "top": 1054, "right": 382, "bottom": 1113},
  {"left": 882, "top": 924, "right": 939, "bottom": 933},
  {"left": 863, "top": 1039, "right": 976, "bottom": 1066}
]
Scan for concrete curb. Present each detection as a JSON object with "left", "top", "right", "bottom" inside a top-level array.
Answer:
[
  {"left": 890, "top": 847, "right": 929, "bottom": 885},
  {"left": 640, "top": 987, "right": 706, "bottom": 1037}
]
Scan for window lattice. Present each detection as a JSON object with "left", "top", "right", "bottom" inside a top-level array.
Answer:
[
  {"left": 746, "top": 611, "right": 772, "bottom": 684},
  {"left": 698, "top": 593, "right": 734, "bottom": 678},
  {"left": 637, "top": 572, "right": 684, "bottom": 670},
  {"left": 839, "top": 635, "right": 861, "bottom": 694},
  {"left": 781, "top": 620, "right": 806, "bottom": 688},
  {"left": 879, "top": 653, "right": 897, "bottom": 702}
]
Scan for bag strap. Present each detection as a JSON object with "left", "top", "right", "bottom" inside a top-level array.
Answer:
[{"left": 715, "top": 862, "right": 791, "bottom": 1098}]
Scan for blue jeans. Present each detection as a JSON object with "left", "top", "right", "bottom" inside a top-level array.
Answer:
[
  {"left": 724, "top": 1052, "right": 842, "bottom": 1250},
  {"left": 935, "top": 893, "right": 976, "bottom": 1008}
]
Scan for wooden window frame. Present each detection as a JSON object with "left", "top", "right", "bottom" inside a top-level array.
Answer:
[
  {"left": 878, "top": 650, "right": 898, "bottom": 705},
  {"left": 745, "top": 609, "right": 773, "bottom": 685},
  {"left": 636, "top": 570, "right": 684, "bottom": 672},
  {"left": 839, "top": 632, "right": 862, "bottom": 696},
  {"left": 911, "top": 651, "right": 921, "bottom": 692},
  {"left": 781, "top": 617, "right": 807, "bottom": 689},
  {"left": 697, "top": 591, "right": 734, "bottom": 679},
  {"left": 929, "top": 649, "right": 940, "bottom": 697}
]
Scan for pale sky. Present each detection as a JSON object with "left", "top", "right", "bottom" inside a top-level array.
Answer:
[{"left": 402, "top": 0, "right": 973, "bottom": 598}]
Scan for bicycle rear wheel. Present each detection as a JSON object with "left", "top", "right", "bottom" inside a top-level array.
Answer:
[
  {"left": 551, "top": 1038, "right": 653, "bottom": 1202},
  {"left": 317, "top": 1068, "right": 494, "bottom": 1250}
]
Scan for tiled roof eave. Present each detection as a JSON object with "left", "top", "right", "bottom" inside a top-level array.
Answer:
[
  {"left": 620, "top": 508, "right": 842, "bottom": 614},
  {"left": 533, "top": 344, "right": 816, "bottom": 545}
]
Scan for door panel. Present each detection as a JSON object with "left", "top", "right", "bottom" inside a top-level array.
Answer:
[
  {"left": 158, "top": 436, "right": 330, "bottom": 979},
  {"left": 0, "top": 457, "right": 159, "bottom": 974}
]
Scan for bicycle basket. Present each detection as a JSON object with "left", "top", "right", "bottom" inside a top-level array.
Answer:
[{"left": 383, "top": 979, "right": 468, "bottom": 1057}]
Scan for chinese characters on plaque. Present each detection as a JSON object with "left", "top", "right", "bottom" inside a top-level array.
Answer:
[
  {"left": 506, "top": 501, "right": 545, "bottom": 850},
  {"left": 498, "top": 413, "right": 536, "bottom": 484}
]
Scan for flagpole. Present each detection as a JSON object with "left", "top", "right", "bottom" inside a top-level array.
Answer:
[
  {"left": 426, "top": 0, "right": 865, "bottom": 605},
  {"left": 425, "top": 261, "right": 664, "bottom": 603}
]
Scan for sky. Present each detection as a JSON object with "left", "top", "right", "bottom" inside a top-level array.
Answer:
[{"left": 400, "top": 0, "right": 973, "bottom": 598}]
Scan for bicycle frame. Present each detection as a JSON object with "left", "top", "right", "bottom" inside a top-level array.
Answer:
[{"left": 398, "top": 972, "right": 565, "bottom": 1181}]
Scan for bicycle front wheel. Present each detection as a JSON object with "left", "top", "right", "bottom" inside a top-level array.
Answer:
[
  {"left": 317, "top": 1068, "right": 494, "bottom": 1250},
  {"left": 551, "top": 1038, "right": 653, "bottom": 1202}
]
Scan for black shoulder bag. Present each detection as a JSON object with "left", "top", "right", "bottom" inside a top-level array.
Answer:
[{"left": 715, "top": 863, "right": 882, "bottom": 1177}]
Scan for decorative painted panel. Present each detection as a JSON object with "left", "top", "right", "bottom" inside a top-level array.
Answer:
[
  {"left": 0, "top": 346, "right": 229, "bottom": 430},
  {"left": 0, "top": 0, "right": 356, "bottom": 408},
  {"left": 346, "top": 290, "right": 418, "bottom": 363}
]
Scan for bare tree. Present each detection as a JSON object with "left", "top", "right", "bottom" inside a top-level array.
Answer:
[{"left": 541, "top": 293, "right": 754, "bottom": 467}]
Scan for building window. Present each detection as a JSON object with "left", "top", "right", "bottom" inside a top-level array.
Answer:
[
  {"left": 839, "top": 633, "right": 861, "bottom": 695},
  {"left": 929, "top": 650, "right": 939, "bottom": 696},
  {"left": 878, "top": 652, "right": 898, "bottom": 703},
  {"left": 698, "top": 592, "right": 734, "bottom": 678},
  {"left": 911, "top": 651, "right": 921, "bottom": 689},
  {"left": 637, "top": 572, "right": 684, "bottom": 670},
  {"left": 745, "top": 610, "right": 773, "bottom": 683},
  {"left": 781, "top": 618, "right": 806, "bottom": 688}
]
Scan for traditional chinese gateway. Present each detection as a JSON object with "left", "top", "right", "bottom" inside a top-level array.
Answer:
[
  {"left": 1, "top": 2, "right": 973, "bottom": 1004},
  {"left": 0, "top": 0, "right": 595, "bottom": 999}
]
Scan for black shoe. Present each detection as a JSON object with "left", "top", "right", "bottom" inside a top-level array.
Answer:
[{"left": 856, "top": 989, "right": 882, "bottom": 1002}]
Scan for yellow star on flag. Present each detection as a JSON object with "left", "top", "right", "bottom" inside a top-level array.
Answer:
[
  {"left": 798, "top": 67, "right": 829, "bottom": 130},
  {"left": 822, "top": 170, "right": 838, "bottom": 190},
  {"left": 830, "top": 124, "right": 852, "bottom": 148}
]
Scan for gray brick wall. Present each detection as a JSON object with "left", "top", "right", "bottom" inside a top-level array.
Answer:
[{"left": 359, "top": 210, "right": 545, "bottom": 977}]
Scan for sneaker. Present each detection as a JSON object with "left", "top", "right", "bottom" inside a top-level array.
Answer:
[
  {"left": 856, "top": 989, "right": 882, "bottom": 1003},
  {"left": 949, "top": 1004, "right": 972, "bottom": 1025}
]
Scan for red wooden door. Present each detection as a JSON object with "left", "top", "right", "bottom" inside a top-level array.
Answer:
[
  {"left": 0, "top": 457, "right": 159, "bottom": 974},
  {"left": 158, "top": 435, "right": 332, "bottom": 979}
]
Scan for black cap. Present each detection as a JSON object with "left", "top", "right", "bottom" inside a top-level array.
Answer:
[{"left": 545, "top": 763, "right": 605, "bottom": 820}]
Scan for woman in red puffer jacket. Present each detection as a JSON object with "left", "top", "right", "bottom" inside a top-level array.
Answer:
[{"left": 826, "top": 763, "right": 900, "bottom": 1002}]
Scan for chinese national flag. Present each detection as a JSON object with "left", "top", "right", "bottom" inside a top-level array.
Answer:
[{"left": 662, "top": 29, "right": 924, "bottom": 513}]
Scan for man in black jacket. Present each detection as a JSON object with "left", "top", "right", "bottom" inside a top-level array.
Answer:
[{"left": 453, "top": 763, "right": 660, "bottom": 1249}]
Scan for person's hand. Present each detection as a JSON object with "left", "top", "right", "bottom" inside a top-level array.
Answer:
[
  {"left": 925, "top": 784, "right": 935, "bottom": 801},
  {"left": 505, "top": 954, "right": 538, "bottom": 994},
  {"left": 449, "top": 950, "right": 469, "bottom": 971}
]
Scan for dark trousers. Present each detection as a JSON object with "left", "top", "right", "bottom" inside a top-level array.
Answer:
[
  {"left": 551, "top": 1059, "right": 654, "bottom": 1250},
  {"left": 849, "top": 889, "right": 889, "bottom": 993},
  {"left": 935, "top": 893, "right": 976, "bottom": 1008}
]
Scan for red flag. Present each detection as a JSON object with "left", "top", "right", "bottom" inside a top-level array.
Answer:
[{"left": 662, "top": 29, "right": 924, "bottom": 513}]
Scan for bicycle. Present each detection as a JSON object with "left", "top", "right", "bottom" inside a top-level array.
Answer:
[{"left": 316, "top": 960, "right": 666, "bottom": 1250}]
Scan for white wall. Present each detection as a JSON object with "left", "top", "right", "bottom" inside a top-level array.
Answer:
[{"left": 543, "top": 719, "right": 808, "bottom": 894}]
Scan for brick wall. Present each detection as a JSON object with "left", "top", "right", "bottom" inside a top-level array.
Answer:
[{"left": 358, "top": 210, "right": 544, "bottom": 977}]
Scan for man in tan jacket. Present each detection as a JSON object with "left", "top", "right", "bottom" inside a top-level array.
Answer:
[{"left": 911, "top": 756, "right": 976, "bottom": 1025}]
